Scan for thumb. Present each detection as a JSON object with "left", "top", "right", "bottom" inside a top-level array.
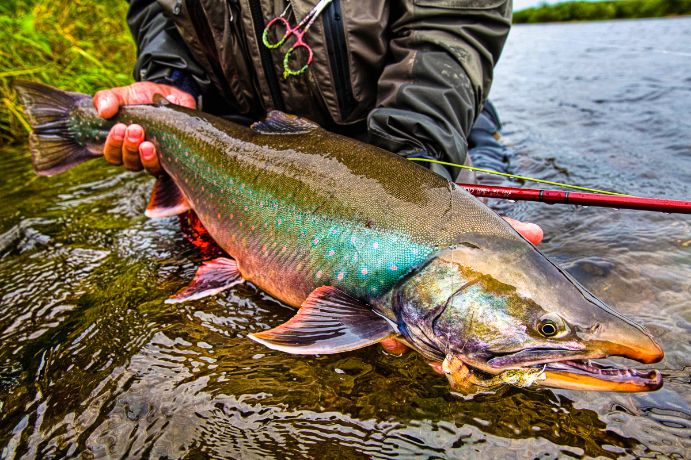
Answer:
[{"left": 93, "top": 90, "right": 122, "bottom": 119}]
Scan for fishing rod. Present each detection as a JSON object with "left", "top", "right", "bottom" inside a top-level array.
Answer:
[
  {"left": 458, "top": 184, "right": 691, "bottom": 214},
  {"left": 408, "top": 158, "right": 691, "bottom": 214}
]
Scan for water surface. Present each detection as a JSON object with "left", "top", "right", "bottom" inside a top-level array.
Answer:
[{"left": 1, "top": 17, "right": 690, "bottom": 459}]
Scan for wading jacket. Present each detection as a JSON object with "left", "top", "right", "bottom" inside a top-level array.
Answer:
[{"left": 128, "top": 0, "right": 512, "bottom": 178}]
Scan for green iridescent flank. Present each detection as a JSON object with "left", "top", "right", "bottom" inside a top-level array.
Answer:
[{"left": 147, "top": 122, "right": 434, "bottom": 297}]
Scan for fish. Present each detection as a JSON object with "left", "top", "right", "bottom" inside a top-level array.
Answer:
[{"left": 15, "top": 81, "right": 664, "bottom": 395}]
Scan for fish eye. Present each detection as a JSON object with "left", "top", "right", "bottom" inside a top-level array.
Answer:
[{"left": 537, "top": 313, "right": 568, "bottom": 338}]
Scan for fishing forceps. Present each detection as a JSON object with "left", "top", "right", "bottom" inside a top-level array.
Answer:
[{"left": 262, "top": 0, "right": 333, "bottom": 78}]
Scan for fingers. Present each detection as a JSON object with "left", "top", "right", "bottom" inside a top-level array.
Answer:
[
  {"left": 122, "top": 125, "right": 144, "bottom": 171},
  {"left": 503, "top": 217, "right": 544, "bottom": 246},
  {"left": 103, "top": 124, "right": 159, "bottom": 173},
  {"left": 166, "top": 91, "right": 197, "bottom": 109},
  {"left": 94, "top": 89, "right": 123, "bottom": 119},
  {"left": 103, "top": 123, "right": 126, "bottom": 165},
  {"left": 139, "top": 141, "right": 161, "bottom": 176},
  {"left": 94, "top": 82, "right": 194, "bottom": 175},
  {"left": 379, "top": 337, "right": 409, "bottom": 356},
  {"left": 94, "top": 82, "right": 197, "bottom": 119}
]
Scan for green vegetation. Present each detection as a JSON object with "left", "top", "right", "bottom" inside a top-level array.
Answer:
[
  {"left": 0, "top": 0, "right": 134, "bottom": 145},
  {"left": 514, "top": 0, "right": 691, "bottom": 23}
]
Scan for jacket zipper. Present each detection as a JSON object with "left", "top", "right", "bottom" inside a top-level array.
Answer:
[
  {"left": 185, "top": 0, "right": 235, "bottom": 104},
  {"left": 322, "top": 0, "right": 355, "bottom": 121},
  {"left": 249, "top": 0, "right": 285, "bottom": 110}
]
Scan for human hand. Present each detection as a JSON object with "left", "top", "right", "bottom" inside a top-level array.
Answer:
[
  {"left": 380, "top": 216, "right": 544, "bottom": 357},
  {"left": 93, "top": 82, "right": 196, "bottom": 175}
]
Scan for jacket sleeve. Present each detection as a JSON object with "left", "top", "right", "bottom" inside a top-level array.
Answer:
[
  {"left": 127, "top": 0, "right": 209, "bottom": 98},
  {"left": 367, "top": 0, "right": 512, "bottom": 180}
]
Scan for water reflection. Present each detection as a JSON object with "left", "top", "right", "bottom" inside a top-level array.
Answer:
[{"left": 2, "top": 17, "right": 691, "bottom": 459}]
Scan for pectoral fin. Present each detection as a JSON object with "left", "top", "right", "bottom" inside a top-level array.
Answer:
[
  {"left": 145, "top": 174, "right": 190, "bottom": 218},
  {"left": 166, "top": 257, "right": 242, "bottom": 303},
  {"left": 249, "top": 286, "right": 395, "bottom": 354}
]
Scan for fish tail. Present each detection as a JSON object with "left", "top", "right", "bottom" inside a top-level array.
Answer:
[{"left": 14, "top": 80, "right": 110, "bottom": 176}]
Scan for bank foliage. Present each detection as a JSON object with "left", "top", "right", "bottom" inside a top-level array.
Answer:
[
  {"left": 0, "top": 0, "right": 134, "bottom": 145},
  {"left": 514, "top": 0, "right": 691, "bottom": 23}
]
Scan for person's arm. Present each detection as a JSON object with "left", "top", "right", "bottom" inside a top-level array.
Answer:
[
  {"left": 127, "top": 0, "right": 207, "bottom": 98},
  {"left": 368, "top": 0, "right": 512, "bottom": 180}
]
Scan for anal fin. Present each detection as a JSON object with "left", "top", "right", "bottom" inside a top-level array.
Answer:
[
  {"left": 145, "top": 174, "right": 191, "bottom": 218},
  {"left": 166, "top": 257, "right": 242, "bottom": 303},
  {"left": 249, "top": 286, "right": 395, "bottom": 354}
]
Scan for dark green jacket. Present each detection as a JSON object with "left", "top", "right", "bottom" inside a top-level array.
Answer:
[{"left": 128, "top": 0, "right": 512, "bottom": 178}]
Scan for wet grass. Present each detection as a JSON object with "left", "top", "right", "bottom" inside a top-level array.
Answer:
[{"left": 0, "top": 0, "right": 134, "bottom": 145}]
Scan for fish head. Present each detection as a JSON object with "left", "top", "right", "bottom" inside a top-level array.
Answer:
[{"left": 392, "top": 235, "right": 663, "bottom": 393}]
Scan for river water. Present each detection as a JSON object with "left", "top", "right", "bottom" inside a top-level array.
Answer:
[{"left": 1, "top": 17, "right": 689, "bottom": 459}]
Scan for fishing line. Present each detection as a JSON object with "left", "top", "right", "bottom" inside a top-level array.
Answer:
[{"left": 407, "top": 157, "right": 629, "bottom": 196}]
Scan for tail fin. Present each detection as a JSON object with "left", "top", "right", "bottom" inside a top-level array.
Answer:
[{"left": 14, "top": 80, "right": 104, "bottom": 176}]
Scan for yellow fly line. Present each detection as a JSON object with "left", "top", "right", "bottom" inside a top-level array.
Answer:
[{"left": 407, "top": 157, "right": 629, "bottom": 197}]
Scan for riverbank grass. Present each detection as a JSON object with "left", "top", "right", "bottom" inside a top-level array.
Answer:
[{"left": 0, "top": 0, "right": 134, "bottom": 145}]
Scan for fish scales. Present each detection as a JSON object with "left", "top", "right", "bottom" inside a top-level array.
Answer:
[
  {"left": 16, "top": 82, "right": 666, "bottom": 394},
  {"left": 109, "top": 103, "right": 515, "bottom": 308}
]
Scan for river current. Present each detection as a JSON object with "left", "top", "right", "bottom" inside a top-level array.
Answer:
[{"left": 1, "top": 17, "right": 689, "bottom": 459}]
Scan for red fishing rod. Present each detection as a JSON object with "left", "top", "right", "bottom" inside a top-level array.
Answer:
[
  {"left": 459, "top": 184, "right": 691, "bottom": 214},
  {"left": 407, "top": 158, "right": 690, "bottom": 214}
]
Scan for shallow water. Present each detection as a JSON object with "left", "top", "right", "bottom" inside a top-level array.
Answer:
[{"left": 1, "top": 17, "right": 690, "bottom": 459}]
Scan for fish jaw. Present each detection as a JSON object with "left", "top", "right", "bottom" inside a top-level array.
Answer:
[
  {"left": 540, "top": 362, "right": 662, "bottom": 392},
  {"left": 458, "top": 322, "right": 664, "bottom": 392},
  {"left": 458, "top": 350, "right": 663, "bottom": 393},
  {"left": 442, "top": 351, "right": 663, "bottom": 394}
]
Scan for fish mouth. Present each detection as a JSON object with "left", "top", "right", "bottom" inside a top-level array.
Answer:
[
  {"left": 483, "top": 349, "right": 662, "bottom": 392},
  {"left": 538, "top": 359, "right": 662, "bottom": 392}
]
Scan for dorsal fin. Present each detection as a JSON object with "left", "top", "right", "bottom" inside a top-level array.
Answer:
[{"left": 251, "top": 110, "right": 319, "bottom": 135}]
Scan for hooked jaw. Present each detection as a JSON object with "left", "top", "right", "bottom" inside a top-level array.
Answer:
[
  {"left": 537, "top": 320, "right": 664, "bottom": 392},
  {"left": 478, "top": 320, "right": 664, "bottom": 392}
]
